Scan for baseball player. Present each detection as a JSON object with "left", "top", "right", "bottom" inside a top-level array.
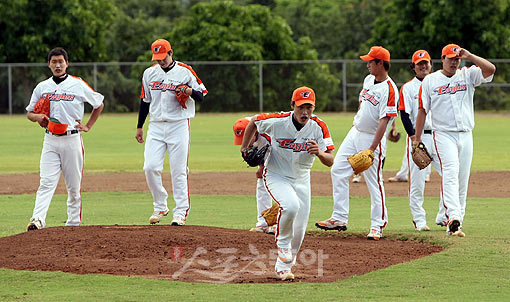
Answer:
[
  {"left": 399, "top": 49, "right": 444, "bottom": 231},
  {"left": 316, "top": 46, "right": 397, "bottom": 240},
  {"left": 241, "top": 86, "right": 334, "bottom": 281},
  {"left": 136, "top": 39, "right": 207, "bottom": 226},
  {"left": 26, "top": 47, "right": 104, "bottom": 231},
  {"left": 414, "top": 44, "right": 495, "bottom": 237},
  {"left": 233, "top": 117, "right": 275, "bottom": 234}
]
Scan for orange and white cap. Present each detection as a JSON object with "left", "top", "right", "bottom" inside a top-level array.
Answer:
[
  {"left": 442, "top": 44, "right": 461, "bottom": 58},
  {"left": 151, "top": 39, "right": 172, "bottom": 61},
  {"left": 292, "top": 86, "right": 315, "bottom": 106},
  {"left": 412, "top": 50, "right": 431, "bottom": 64},
  {"left": 360, "top": 46, "right": 390, "bottom": 62},
  {"left": 233, "top": 118, "right": 250, "bottom": 145}
]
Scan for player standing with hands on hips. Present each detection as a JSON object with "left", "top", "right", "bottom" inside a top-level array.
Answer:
[
  {"left": 26, "top": 47, "right": 104, "bottom": 230},
  {"left": 414, "top": 44, "right": 495, "bottom": 237},
  {"left": 316, "top": 46, "right": 398, "bottom": 240},
  {"left": 136, "top": 39, "right": 208, "bottom": 226},
  {"left": 241, "top": 87, "right": 334, "bottom": 281}
]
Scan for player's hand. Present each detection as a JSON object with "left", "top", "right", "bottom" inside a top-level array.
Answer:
[
  {"left": 256, "top": 164, "right": 264, "bottom": 178},
  {"left": 74, "top": 120, "right": 89, "bottom": 132},
  {"left": 36, "top": 114, "right": 49, "bottom": 128},
  {"left": 411, "top": 140, "right": 422, "bottom": 149},
  {"left": 135, "top": 128, "right": 144, "bottom": 143},
  {"left": 457, "top": 48, "right": 472, "bottom": 60},
  {"left": 306, "top": 140, "right": 319, "bottom": 155}
]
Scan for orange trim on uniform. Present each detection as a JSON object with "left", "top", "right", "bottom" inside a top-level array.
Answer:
[
  {"left": 310, "top": 116, "right": 331, "bottom": 139},
  {"left": 398, "top": 79, "right": 413, "bottom": 111},
  {"left": 70, "top": 75, "right": 96, "bottom": 92},
  {"left": 177, "top": 62, "right": 208, "bottom": 95},
  {"left": 140, "top": 79, "right": 145, "bottom": 99},
  {"left": 418, "top": 85, "right": 424, "bottom": 109},
  {"left": 255, "top": 112, "right": 291, "bottom": 121},
  {"left": 386, "top": 81, "right": 397, "bottom": 117},
  {"left": 260, "top": 133, "right": 271, "bottom": 144},
  {"left": 262, "top": 167, "right": 281, "bottom": 244}
]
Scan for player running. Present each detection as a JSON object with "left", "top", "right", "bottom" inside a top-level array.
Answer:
[{"left": 241, "top": 86, "right": 334, "bottom": 281}]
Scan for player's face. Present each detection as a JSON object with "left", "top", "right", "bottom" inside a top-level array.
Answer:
[
  {"left": 157, "top": 53, "right": 172, "bottom": 68},
  {"left": 414, "top": 60, "right": 432, "bottom": 78},
  {"left": 367, "top": 60, "right": 383, "bottom": 76},
  {"left": 48, "top": 55, "right": 68, "bottom": 77},
  {"left": 442, "top": 56, "right": 460, "bottom": 76},
  {"left": 292, "top": 103, "right": 315, "bottom": 126}
]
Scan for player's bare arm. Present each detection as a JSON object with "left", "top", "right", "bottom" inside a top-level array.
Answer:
[
  {"left": 306, "top": 140, "right": 334, "bottom": 167},
  {"left": 368, "top": 116, "right": 391, "bottom": 151},
  {"left": 240, "top": 118, "right": 258, "bottom": 150},
  {"left": 458, "top": 48, "right": 496, "bottom": 78},
  {"left": 413, "top": 108, "right": 427, "bottom": 145},
  {"left": 27, "top": 111, "right": 49, "bottom": 124},
  {"left": 74, "top": 103, "right": 104, "bottom": 132}
]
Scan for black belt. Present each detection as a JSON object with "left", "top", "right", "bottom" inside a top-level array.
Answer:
[
  {"left": 424, "top": 130, "right": 432, "bottom": 134},
  {"left": 45, "top": 129, "right": 79, "bottom": 136}
]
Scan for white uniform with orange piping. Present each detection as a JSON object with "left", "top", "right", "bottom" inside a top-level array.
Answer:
[
  {"left": 254, "top": 112, "right": 334, "bottom": 272},
  {"left": 399, "top": 77, "right": 444, "bottom": 228},
  {"left": 25, "top": 75, "right": 104, "bottom": 227},
  {"left": 419, "top": 66, "right": 493, "bottom": 225},
  {"left": 330, "top": 74, "right": 397, "bottom": 232},
  {"left": 140, "top": 61, "right": 207, "bottom": 221}
]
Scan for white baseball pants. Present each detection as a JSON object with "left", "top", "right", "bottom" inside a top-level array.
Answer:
[
  {"left": 330, "top": 127, "right": 388, "bottom": 231},
  {"left": 31, "top": 132, "right": 84, "bottom": 227},
  {"left": 255, "top": 177, "right": 273, "bottom": 227},
  {"left": 432, "top": 131, "right": 473, "bottom": 224},
  {"left": 144, "top": 120, "right": 190, "bottom": 220},
  {"left": 263, "top": 169, "right": 310, "bottom": 272}
]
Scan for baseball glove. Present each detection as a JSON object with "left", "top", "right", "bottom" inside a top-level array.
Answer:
[
  {"left": 347, "top": 149, "right": 375, "bottom": 175},
  {"left": 261, "top": 203, "right": 280, "bottom": 226},
  {"left": 411, "top": 142, "right": 432, "bottom": 169},
  {"left": 175, "top": 84, "right": 189, "bottom": 109},
  {"left": 241, "top": 144, "right": 269, "bottom": 167},
  {"left": 33, "top": 97, "right": 50, "bottom": 128},
  {"left": 388, "top": 129, "right": 401, "bottom": 143}
]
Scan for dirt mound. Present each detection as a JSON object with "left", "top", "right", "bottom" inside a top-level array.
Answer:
[{"left": 0, "top": 225, "right": 442, "bottom": 283}]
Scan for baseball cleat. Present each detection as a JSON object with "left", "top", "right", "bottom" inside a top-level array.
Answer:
[
  {"left": 276, "top": 270, "right": 295, "bottom": 281},
  {"left": 436, "top": 220, "right": 447, "bottom": 227},
  {"left": 171, "top": 217, "right": 186, "bottom": 226},
  {"left": 315, "top": 219, "right": 347, "bottom": 231},
  {"left": 367, "top": 228, "right": 382, "bottom": 240},
  {"left": 416, "top": 225, "right": 431, "bottom": 232},
  {"left": 249, "top": 226, "right": 275, "bottom": 234},
  {"left": 277, "top": 248, "right": 293, "bottom": 264},
  {"left": 388, "top": 176, "right": 407, "bottom": 183},
  {"left": 27, "top": 219, "right": 43, "bottom": 231},
  {"left": 149, "top": 210, "right": 169, "bottom": 224},
  {"left": 447, "top": 219, "right": 465, "bottom": 237},
  {"left": 352, "top": 174, "right": 362, "bottom": 183}
]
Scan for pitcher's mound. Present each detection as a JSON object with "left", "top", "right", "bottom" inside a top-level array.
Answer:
[{"left": 0, "top": 225, "right": 442, "bottom": 283}]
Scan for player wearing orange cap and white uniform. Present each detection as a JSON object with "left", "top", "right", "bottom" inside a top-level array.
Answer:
[
  {"left": 241, "top": 86, "right": 334, "bottom": 281},
  {"left": 136, "top": 39, "right": 207, "bottom": 226},
  {"left": 233, "top": 117, "right": 274, "bottom": 234},
  {"left": 316, "top": 46, "right": 397, "bottom": 240},
  {"left": 26, "top": 47, "right": 104, "bottom": 231},
  {"left": 415, "top": 44, "right": 495, "bottom": 237},
  {"left": 399, "top": 50, "right": 444, "bottom": 231}
]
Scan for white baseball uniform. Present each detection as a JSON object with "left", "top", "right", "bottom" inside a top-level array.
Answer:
[
  {"left": 26, "top": 75, "right": 104, "bottom": 227},
  {"left": 254, "top": 135, "right": 273, "bottom": 228},
  {"left": 140, "top": 61, "right": 207, "bottom": 220},
  {"left": 399, "top": 77, "right": 443, "bottom": 228},
  {"left": 419, "top": 66, "right": 493, "bottom": 225},
  {"left": 254, "top": 112, "right": 334, "bottom": 272},
  {"left": 330, "top": 75, "right": 397, "bottom": 232}
]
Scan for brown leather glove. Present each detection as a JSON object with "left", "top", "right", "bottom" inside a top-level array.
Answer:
[
  {"left": 261, "top": 203, "right": 279, "bottom": 226},
  {"left": 412, "top": 141, "right": 432, "bottom": 169},
  {"left": 347, "top": 149, "right": 375, "bottom": 175}
]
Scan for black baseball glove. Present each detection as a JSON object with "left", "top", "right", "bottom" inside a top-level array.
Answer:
[{"left": 241, "top": 144, "right": 269, "bottom": 167}]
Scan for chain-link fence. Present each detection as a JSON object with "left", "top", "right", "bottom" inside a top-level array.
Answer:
[{"left": 2, "top": 59, "right": 509, "bottom": 114}]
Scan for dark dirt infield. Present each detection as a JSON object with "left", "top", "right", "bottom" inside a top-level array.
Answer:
[{"left": 0, "top": 225, "right": 443, "bottom": 284}]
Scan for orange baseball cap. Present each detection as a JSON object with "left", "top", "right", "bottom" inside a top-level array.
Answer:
[
  {"left": 292, "top": 86, "right": 315, "bottom": 106},
  {"left": 360, "top": 46, "right": 390, "bottom": 62},
  {"left": 233, "top": 118, "right": 250, "bottom": 145},
  {"left": 151, "top": 39, "right": 172, "bottom": 61},
  {"left": 412, "top": 50, "right": 431, "bottom": 64},
  {"left": 442, "top": 44, "right": 461, "bottom": 58}
]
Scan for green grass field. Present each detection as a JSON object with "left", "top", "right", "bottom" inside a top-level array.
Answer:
[{"left": 0, "top": 113, "right": 509, "bottom": 301}]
